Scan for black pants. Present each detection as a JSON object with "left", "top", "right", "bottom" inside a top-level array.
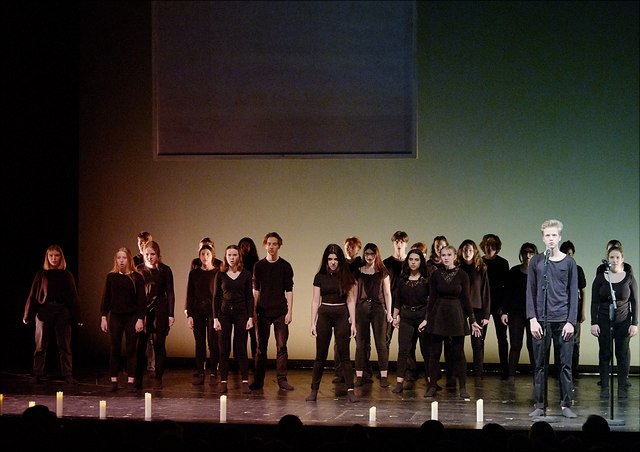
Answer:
[
  {"left": 310, "top": 304, "right": 354, "bottom": 390},
  {"left": 218, "top": 306, "right": 250, "bottom": 381},
  {"left": 253, "top": 314, "right": 289, "bottom": 387},
  {"left": 108, "top": 312, "right": 138, "bottom": 378},
  {"left": 396, "top": 306, "right": 428, "bottom": 381},
  {"left": 191, "top": 313, "right": 219, "bottom": 375},
  {"left": 428, "top": 334, "right": 466, "bottom": 389}
]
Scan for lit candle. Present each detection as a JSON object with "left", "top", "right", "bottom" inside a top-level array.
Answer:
[
  {"left": 144, "top": 392, "right": 152, "bottom": 420},
  {"left": 56, "top": 391, "right": 63, "bottom": 418},
  {"left": 220, "top": 395, "right": 227, "bottom": 423},
  {"left": 476, "top": 399, "right": 484, "bottom": 423},
  {"left": 431, "top": 401, "right": 438, "bottom": 420},
  {"left": 0, "top": 394, "right": 3, "bottom": 416},
  {"left": 369, "top": 406, "right": 376, "bottom": 422},
  {"left": 99, "top": 400, "right": 107, "bottom": 419},
  {"left": 29, "top": 401, "right": 36, "bottom": 408}
]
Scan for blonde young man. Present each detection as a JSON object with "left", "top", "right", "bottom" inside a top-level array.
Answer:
[{"left": 526, "top": 219, "right": 579, "bottom": 418}]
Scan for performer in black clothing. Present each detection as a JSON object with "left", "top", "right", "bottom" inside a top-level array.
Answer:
[
  {"left": 189, "top": 237, "right": 223, "bottom": 272},
  {"left": 501, "top": 242, "right": 537, "bottom": 382},
  {"left": 590, "top": 246, "right": 638, "bottom": 399},
  {"left": 100, "top": 247, "right": 146, "bottom": 392},
  {"left": 480, "top": 233, "right": 510, "bottom": 380},
  {"left": 239, "top": 237, "right": 260, "bottom": 360},
  {"left": 135, "top": 241, "right": 175, "bottom": 390},
  {"left": 391, "top": 249, "right": 430, "bottom": 393},
  {"left": 457, "top": 239, "right": 491, "bottom": 386},
  {"left": 185, "top": 244, "right": 219, "bottom": 385},
  {"left": 213, "top": 245, "right": 254, "bottom": 394},
  {"left": 23, "top": 244, "right": 82, "bottom": 384},
  {"left": 526, "top": 219, "right": 578, "bottom": 418},
  {"left": 305, "top": 244, "right": 359, "bottom": 403},
  {"left": 425, "top": 245, "right": 482, "bottom": 399},
  {"left": 355, "top": 243, "right": 393, "bottom": 388},
  {"left": 250, "top": 232, "right": 295, "bottom": 392}
]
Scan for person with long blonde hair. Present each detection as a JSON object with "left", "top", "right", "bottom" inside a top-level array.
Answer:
[
  {"left": 100, "top": 247, "right": 146, "bottom": 392},
  {"left": 23, "top": 245, "right": 82, "bottom": 384}
]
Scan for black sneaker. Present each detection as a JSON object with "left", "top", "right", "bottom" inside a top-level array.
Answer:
[{"left": 278, "top": 380, "right": 294, "bottom": 391}]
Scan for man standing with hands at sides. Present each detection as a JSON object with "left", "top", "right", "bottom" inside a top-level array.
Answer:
[
  {"left": 526, "top": 219, "right": 579, "bottom": 419},
  {"left": 250, "top": 232, "right": 295, "bottom": 393},
  {"left": 480, "top": 233, "right": 510, "bottom": 381}
]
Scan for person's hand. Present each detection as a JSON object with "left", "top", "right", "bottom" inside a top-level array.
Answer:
[
  {"left": 629, "top": 324, "right": 638, "bottom": 337},
  {"left": 471, "top": 322, "right": 482, "bottom": 337},
  {"left": 500, "top": 314, "right": 508, "bottom": 326},
  {"left": 418, "top": 319, "right": 427, "bottom": 333},
  {"left": 561, "top": 322, "right": 574, "bottom": 340},
  {"left": 101, "top": 317, "right": 108, "bottom": 333},
  {"left": 245, "top": 317, "right": 253, "bottom": 330},
  {"left": 530, "top": 318, "right": 543, "bottom": 339},
  {"left": 135, "top": 319, "right": 144, "bottom": 333},
  {"left": 387, "top": 313, "right": 394, "bottom": 323},
  {"left": 310, "top": 324, "right": 317, "bottom": 337},
  {"left": 481, "top": 318, "right": 490, "bottom": 327},
  {"left": 168, "top": 316, "right": 175, "bottom": 327},
  {"left": 213, "top": 318, "right": 221, "bottom": 331},
  {"left": 187, "top": 316, "right": 194, "bottom": 330},
  {"left": 590, "top": 324, "right": 600, "bottom": 337},
  {"left": 392, "top": 316, "right": 400, "bottom": 329},
  {"left": 285, "top": 312, "right": 292, "bottom": 325},
  {"left": 350, "top": 323, "right": 357, "bottom": 338}
]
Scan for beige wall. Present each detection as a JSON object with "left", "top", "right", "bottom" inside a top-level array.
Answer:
[{"left": 78, "top": 2, "right": 639, "bottom": 368}]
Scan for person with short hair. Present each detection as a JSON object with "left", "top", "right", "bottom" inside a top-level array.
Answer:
[
  {"left": 526, "top": 219, "right": 578, "bottom": 418},
  {"left": 250, "top": 232, "right": 295, "bottom": 393}
]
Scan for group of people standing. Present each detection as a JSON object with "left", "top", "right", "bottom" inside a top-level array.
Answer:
[{"left": 23, "top": 221, "right": 636, "bottom": 417}]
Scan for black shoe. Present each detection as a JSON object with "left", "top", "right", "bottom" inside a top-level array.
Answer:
[
  {"left": 529, "top": 408, "right": 545, "bottom": 417},
  {"left": 625, "top": 379, "right": 632, "bottom": 387},
  {"left": 219, "top": 382, "right": 228, "bottom": 393},
  {"left": 600, "top": 388, "right": 609, "bottom": 399},
  {"left": 354, "top": 377, "right": 363, "bottom": 387},
  {"left": 562, "top": 407, "right": 577, "bottom": 418},
  {"left": 192, "top": 373, "right": 204, "bottom": 385},
  {"left": 362, "top": 375, "right": 373, "bottom": 384},
  {"left": 403, "top": 380, "right": 415, "bottom": 390},
  {"left": 424, "top": 386, "right": 437, "bottom": 398},
  {"left": 249, "top": 382, "right": 262, "bottom": 391},
  {"left": 65, "top": 376, "right": 79, "bottom": 385},
  {"left": 347, "top": 390, "right": 360, "bottom": 403},
  {"left": 242, "top": 382, "right": 251, "bottom": 394},
  {"left": 392, "top": 382, "right": 403, "bottom": 394},
  {"left": 209, "top": 374, "right": 218, "bottom": 386},
  {"left": 380, "top": 377, "right": 389, "bottom": 388},
  {"left": 618, "top": 388, "right": 628, "bottom": 399},
  {"left": 332, "top": 375, "right": 345, "bottom": 384},
  {"left": 127, "top": 382, "right": 137, "bottom": 393},
  {"left": 134, "top": 380, "right": 143, "bottom": 390},
  {"left": 110, "top": 381, "right": 118, "bottom": 392},
  {"left": 30, "top": 376, "right": 42, "bottom": 384},
  {"left": 278, "top": 380, "right": 294, "bottom": 391},
  {"left": 460, "top": 389, "right": 470, "bottom": 400},
  {"left": 153, "top": 378, "right": 163, "bottom": 390}
]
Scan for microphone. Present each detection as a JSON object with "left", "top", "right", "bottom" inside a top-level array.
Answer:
[
  {"left": 544, "top": 249, "right": 550, "bottom": 265},
  {"left": 601, "top": 259, "right": 611, "bottom": 268}
]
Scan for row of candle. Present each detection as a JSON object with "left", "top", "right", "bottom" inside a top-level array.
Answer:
[{"left": 1, "top": 394, "right": 484, "bottom": 423}]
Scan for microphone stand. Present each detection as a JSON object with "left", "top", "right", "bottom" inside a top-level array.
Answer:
[
  {"left": 604, "top": 266, "right": 625, "bottom": 426},
  {"left": 536, "top": 250, "right": 558, "bottom": 423}
]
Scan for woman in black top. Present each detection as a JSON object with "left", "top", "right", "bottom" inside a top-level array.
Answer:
[
  {"left": 213, "top": 245, "right": 254, "bottom": 394},
  {"left": 185, "top": 244, "right": 219, "bottom": 385},
  {"left": 135, "top": 240, "right": 175, "bottom": 390},
  {"left": 238, "top": 236, "right": 260, "bottom": 358},
  {"left": 305, "top": 244, "right": 358, "bottom": 402},
  {"left": 590, "top": 246, "right": 638, "bottom": 398},
  {"left": 425, "top": 245, "right": 482, "bottom": 400},
  {"left": 100, "top": 247, "right": 146, "bottom": 392},
  {"left": 354, "top": 243, "right": 393, "bottom": 387},
  {"left": 391, "top": 249, "right": 430, "bottom": 393},
  {"left": 23, "top": 244, "right": 82, "bottom": 384}
]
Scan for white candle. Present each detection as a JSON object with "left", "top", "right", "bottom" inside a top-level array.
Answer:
[
  {"left": 476, "top": 399, "right": 484, "bottom": 423},
  {"left": 0, "top": 394, "right": 3, "bottom": 416},
  {"left": 220, "top": 395, "right": 227, "bottom": 423},
  {"left": 431, "top": 401, "right": 438, "bottom": 420},
  {"left": 145, "top": 392, "right": 152, "bottom": 420},
  {"left": 369, "top": 406, "right": 376, "bottom": 422},
  {"left": 99, "top": 400, "right": 107, "bottom": 419},
  {"left": 28, "top": 401, "right": 36, "bottom": 408},
  {"left": 56, "top": 391, "right": 63, "bottom": 418}
]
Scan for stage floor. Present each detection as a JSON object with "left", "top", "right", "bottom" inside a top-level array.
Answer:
[{"left": 0, "top": 367, "right": 638, "bottom": 433}]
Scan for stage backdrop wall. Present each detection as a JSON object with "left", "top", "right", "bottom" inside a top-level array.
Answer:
[{"left": 78, "top": 2, "right": 639, "bottom": 369}]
